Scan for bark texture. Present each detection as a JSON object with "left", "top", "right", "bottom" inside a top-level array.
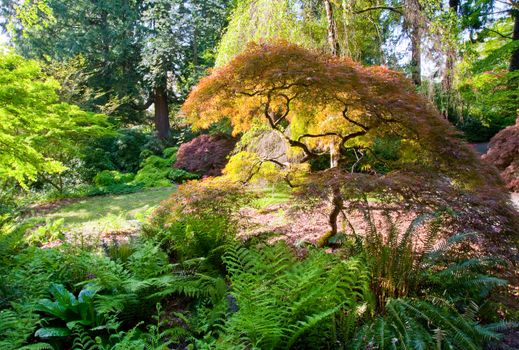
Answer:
[
  {"left": 324, "top": 0, "right": 340, "bottom": 56},
  {"left": 154, "top": 85, "right": 170, "bottom": 139}
]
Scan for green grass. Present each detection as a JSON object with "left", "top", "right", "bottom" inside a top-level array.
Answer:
[
  {"left": 40, "top": 187, "right": 176, "bottom": 234},
  {"left": 249, "top": 184, "right": 292, "bottom": 210}
]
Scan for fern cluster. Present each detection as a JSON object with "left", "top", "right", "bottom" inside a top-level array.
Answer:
[
  {"left": 1, "top": 203, "right": 515, "bottom": 349},
  {"left": 214, "top": 243, "right": 371, "bottom": 349}
]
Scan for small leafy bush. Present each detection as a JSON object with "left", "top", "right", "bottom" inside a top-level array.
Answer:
[
  {"left": 146, "top": 177, "right": 254, "bottom": 266},
  {"left": 89, "top": 170, "right": 142, "bottom": 195},
  {"left": 35, "top": 283, "right": 111, "bottom": 341},
  {"left": 93, "top": 170, "right": 135, "bottom": 187},
  {"left": 134, "top": 147, "right": 198, "bottom": 188},
  {"left": 174, "top": 134, "right": 237, "bottom": 176},
  {"left": 24, "top": 219, "right": 65, "bottom": 246}
]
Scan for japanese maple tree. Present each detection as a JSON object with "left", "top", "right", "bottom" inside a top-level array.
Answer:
[{"left": 182, "top": 41, "right": 518, "bottom": 243}]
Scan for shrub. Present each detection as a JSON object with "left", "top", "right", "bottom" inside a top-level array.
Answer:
[
  {"left": 482, "top": 117, "right": 519, "bottom": 191},
  {"left": 134, "top": 147, "right": 198, "bottom": 188},
  {"left": 89, "top": 170, "right": 142, "bottom": 195},
  {"left": 81, "top": 128, "right": 162, "bottom": 180},
  {"left": 93, "top": 170, "right": 135, "bottom": 187},
  {"left": 34, "top": 283, "right": 112, "bottom": 341},
  {"left": 174, "top": 134, "right": 237, "bottom": 176},
  {"left": 146, "top": 177, "right": 253, "bottom": 267}
]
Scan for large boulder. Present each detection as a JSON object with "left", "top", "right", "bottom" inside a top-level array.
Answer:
[
  {"left": 173, "top": 134, "right": 237, "bottom": 176},
  {"left": 482, "top": 118, "right": 519, "bottom": 192}
]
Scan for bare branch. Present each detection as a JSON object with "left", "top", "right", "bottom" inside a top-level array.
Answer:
[
  {"left": 131, "top": 95, "right": 154, "bottom": 111},
  {"left": 298, "top": 132, "right": 342, "bottom": 142},
  {"left": 482, "top": 28, "right": 513, "bottom": 40},
  {"left": 339, "top": 104, "right": 370, "bottom": 131},
  {"left": 354, "top": 6, "right": 403, "bottom": 15}
]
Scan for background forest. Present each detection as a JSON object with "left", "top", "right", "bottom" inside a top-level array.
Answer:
[{"left": 0, "top": 0, "right": 518, "bottom": 349}]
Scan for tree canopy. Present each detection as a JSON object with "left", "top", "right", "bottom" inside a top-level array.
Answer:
[
  {"left": 183, "top": 41, "right": 517, "bottom": 237},
  {"left": 0, "top": 51, "right": 109, "bottom": 187}
]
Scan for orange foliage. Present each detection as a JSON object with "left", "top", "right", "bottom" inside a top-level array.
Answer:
[
  {"left": 182, "top": 41, "right": 518, "bottom": 241},
  {"left": 182, "top": 41, "right": 463, "bottom": 169}
]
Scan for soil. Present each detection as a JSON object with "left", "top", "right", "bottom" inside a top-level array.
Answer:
[{"left": 26, "top": 197, "right": 83, "bottom": 215}]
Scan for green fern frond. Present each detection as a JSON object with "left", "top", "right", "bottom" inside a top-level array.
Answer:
[{"left": 17, "top": 343, "right": 53, "bottom": 350}]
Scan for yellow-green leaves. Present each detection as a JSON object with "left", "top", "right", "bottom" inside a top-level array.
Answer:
[{"left": 0, "top": 51, "right": 110, "bottom": 187}]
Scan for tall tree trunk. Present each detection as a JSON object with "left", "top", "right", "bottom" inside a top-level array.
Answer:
[
  {"left": 324, "top": 0, "right": 340, "bottom": 56},
  {"left": 410, "top": 23, "right": 421, "bottom": 86},
  {"left": 405, "top": 0, "right": 422, "bottom": 86},
  {"left": 154, "top": 85, "right": 170, "bottom": 139},
  {"left": 341, "top": 0, "right": 355, "bottom": 59},
  {"left": 442, "top": 0, "right": 460, "bottom": 119},
  {"left": 193, "top": 25, "right": 199, "bottom": 67},
  {"left": 510, "top": 9, "right": 519, "bottom": 72}
]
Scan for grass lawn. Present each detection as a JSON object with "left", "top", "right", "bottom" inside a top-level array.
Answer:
[
  {"left": 249, "top": 184, "right": 292, "bottom": 210},
  {"left": 40, "top": 187, "right": 176, "bottom": 235}
]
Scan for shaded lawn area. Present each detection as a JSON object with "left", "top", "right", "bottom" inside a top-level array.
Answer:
[
  {"left": 41, "top": 187, "right": 176, "bottom": 235},
  {"left": 249, "top": 184, "right": 292, "bottom": 210}
]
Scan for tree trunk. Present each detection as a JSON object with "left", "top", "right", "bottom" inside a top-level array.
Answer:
[
  {"left": 193, "top": 25, "right": 199, "bottom": 67},
  {"left": 324, "top": 0, "right": 340, "bottom": 56},
  {"left": 154, "top": 85, "right": 170, "bottom": 139},
  {"left": 329, "top": 182, "right": 344, "bottom": 237},
  {"left": 330, "top": 140, "right": 338, "bottom": 168},
  {"left": 405, "top": 0, "right": 422, "bottom": 86},
  {"left": 442, "top": 0, "right": 460, "bottom": 119},
  {"left": 341, "top": 0, "right": 354, "bottom": 59},
  {"left": 410, "top": 23, "right": 421, "bottom": 86},
  {"left": 510, "top": 9, "right": 519, "bottom": 72}
]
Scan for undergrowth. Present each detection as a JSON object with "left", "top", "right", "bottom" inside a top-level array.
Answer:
[{"left": 1, "top": 201, "right": 515, "bottom": 349}]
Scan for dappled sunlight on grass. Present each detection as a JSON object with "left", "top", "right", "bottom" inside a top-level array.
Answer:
[
  {"left": 249, "top": 184, "right": 292, "bottom": 210},
  {"left": 42, "top": 187, "right": 176, "bottom": 233}
]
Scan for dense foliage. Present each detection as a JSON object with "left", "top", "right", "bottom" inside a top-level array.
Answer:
[
  {"left": 174, "top": 134, "right": 237, "bottom": 176},
  {"left": 483, "top": 117, "right": 519, "bottom": 191},
  {"left": 182, "top": 42, "right": 518, "bottom": 242},
  {"left": 0, "top": 0, "right": 517, "bottom": 349},
  {"left": 6, "top": 0, "right": 234, "bottom": 137},
  {"left": 0, "top": 51, "right": 109, "bottom": 188},
  {"left": 2, "top": 180, "right": 512, "bottom": 349}
]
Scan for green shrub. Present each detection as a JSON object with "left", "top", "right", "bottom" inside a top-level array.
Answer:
[
  {"left": 89, "top": 170, "right": 142, "bottom": 195},
  {"left": 24, "top": 219, "right": 65, "bottom": 246},
  {"left": 80, "top": 128, "right": 161, "bottom": 180},
  {"left": 146, "top": 178, "right": 254, "bottom": 268},
  {"left": 133, "top": 147, "right": 198, "bottom": 188},
  {"left": 93, "top": 170, "right": 135, "bottom": 187},
  {"left": 161, "top": 213, "right": 233, "bottom": 266},
  {"left": 34, "top": 284, "right": 113, "bottom": 342}
]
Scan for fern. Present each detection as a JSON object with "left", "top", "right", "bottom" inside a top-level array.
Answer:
[
  {"left": 0, "top": 307, "right": 42, "bottom": 350},
  {"left": 213, "top": 242, "right": 371, "bottom": 349},
  {"left": 17, "top": 344, "right": 54, "bottom": 350},
  {"left": 72, "top": 326, "right": 98, "bottom": 350},
  {"left": 354, "top": 297, "right": 504, "bottom": 349}
]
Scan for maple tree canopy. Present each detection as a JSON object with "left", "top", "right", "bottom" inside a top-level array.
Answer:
[
  {"left": 182, "top": 42, "right": 518, "bottom": 239},
  {"left": 183, "top": 42, "right": 466, "bottom": 169}
]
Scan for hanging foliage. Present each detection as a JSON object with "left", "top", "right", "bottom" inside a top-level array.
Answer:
[{"left": 182, "top": 41, "right": 518, "bottom": 241}]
